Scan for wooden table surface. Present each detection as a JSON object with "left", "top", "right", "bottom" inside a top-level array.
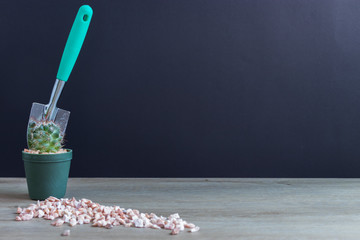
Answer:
[{"left": 1, "top": 178, "right": 360, "bottom": 240}]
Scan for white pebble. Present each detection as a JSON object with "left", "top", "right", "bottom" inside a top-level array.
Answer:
[
  {"left": 189, "top": 226, "right": 200, "bottom": 233},
  {"left": 61, "top": 229, "right": 70, "bottom": 236},
  {"left": 170, "top": 213, "right": 180, "bottom": 219},
  {"left": 38, "top": 210, "right": 44, "bottom": 218},
  {"left": 134, "top": 218, "right": 144, "bottom": 228},
  {"left": 69, "top": 218, "right": 77, "bottom": 227}
]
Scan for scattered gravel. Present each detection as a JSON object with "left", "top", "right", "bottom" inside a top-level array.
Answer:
[{"left": 16, "top": 196, "right": 200, "bottom": 235}]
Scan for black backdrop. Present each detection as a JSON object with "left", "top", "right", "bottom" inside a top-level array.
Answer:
[{"left": 1, "top": 0, "right": 360, "bottom": 177}]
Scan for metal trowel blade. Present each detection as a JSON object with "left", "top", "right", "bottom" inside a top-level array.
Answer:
[{"left": 27, "top": 102, "right": 70, "bottom": 136}]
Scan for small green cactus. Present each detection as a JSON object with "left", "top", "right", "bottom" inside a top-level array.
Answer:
[{"left": 27, "top": 121, "right": 64, "bottom": 153}]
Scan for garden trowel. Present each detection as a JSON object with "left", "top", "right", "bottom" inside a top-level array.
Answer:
[{"left": 27, "top": 5, "right": 93, "bottom": 145}]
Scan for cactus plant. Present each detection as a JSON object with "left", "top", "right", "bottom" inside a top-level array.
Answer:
[{"left": 27, "top": 121, "right": 64, "bottom": 153}]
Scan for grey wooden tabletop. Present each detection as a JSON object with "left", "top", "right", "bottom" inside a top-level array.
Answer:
[{"left": 1, "top": 178, "right": 360, "bottom": 240}]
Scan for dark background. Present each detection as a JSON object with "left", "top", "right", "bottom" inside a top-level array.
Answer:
[{"left": 1, "top": 0, "right": 360, "bottom": 177}]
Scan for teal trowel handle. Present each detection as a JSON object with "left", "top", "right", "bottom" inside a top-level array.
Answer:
[{"left": 57, "top": 5, "right": 93, "bottom": 82}]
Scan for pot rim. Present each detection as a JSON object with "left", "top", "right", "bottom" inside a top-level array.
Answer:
[
  {"left": 22, "top": 149, "right": 72, "bottom": 155},
  {"left": 22, "top": 149, "right": 72, "bottom": 163}
]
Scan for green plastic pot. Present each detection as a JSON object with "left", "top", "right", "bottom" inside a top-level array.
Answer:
[{"left": 22, "top": 149, "right": 72, "bottom": 200}]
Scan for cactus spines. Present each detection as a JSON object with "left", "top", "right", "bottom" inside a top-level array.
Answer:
[{"left": 27, "top": 121, "right": 64, "bottom": 153}]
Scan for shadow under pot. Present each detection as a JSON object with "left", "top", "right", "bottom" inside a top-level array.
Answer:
[{"left": 22, "top": 149, "right": 72, "bottom": 200}]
